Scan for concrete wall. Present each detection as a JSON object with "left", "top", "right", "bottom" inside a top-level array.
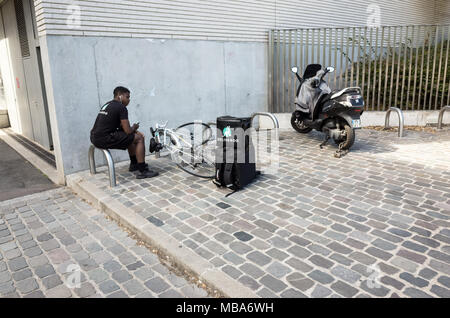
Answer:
[
  {"left": 43, "top": 35, "right": 267, "bottom": 175},
  {"left": 35, "top": 0, "right": 448, "bottom": 41},
  {"left": 436, "top": 0, "right": 450, "bottom": 24}
]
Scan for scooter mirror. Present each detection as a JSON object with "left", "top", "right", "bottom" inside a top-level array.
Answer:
[
  {"left": 291, "top": 67, "right": 298, "bottom": 74},
  {"left": 326, "top": 67, "right": 335, "bottom": 73}
]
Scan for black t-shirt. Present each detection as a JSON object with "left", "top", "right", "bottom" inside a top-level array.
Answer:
[{"left": 91, "top": 100, "right": 128, "bottom": 138}]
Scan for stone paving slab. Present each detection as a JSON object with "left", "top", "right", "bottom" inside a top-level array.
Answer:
[
  {"left": 0, "top": 189, "right": 210, "bottom": 298},
  {"left": 68, "top": 128, "right": 450, "bottom": 298}
]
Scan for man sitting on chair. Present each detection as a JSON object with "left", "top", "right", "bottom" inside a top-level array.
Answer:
[{"left": 90, "top": 86, "right": 158, "bottom": 179}]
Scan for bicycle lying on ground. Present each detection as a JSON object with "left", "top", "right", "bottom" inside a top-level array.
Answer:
[{"left": 149, "top": 121, "right": 217, "bottom": 179}]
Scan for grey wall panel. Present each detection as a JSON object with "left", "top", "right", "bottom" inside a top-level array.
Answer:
[
  {"left": 274, "top": 0, "right": 436, "bottom": 28},
  {"left": 22, "top": 0, "right": 51, "bottom": 149},
  {"left": 223, "top": 41, "right": 268, "bottom": 114},
  {"left": 0, "top": 9, "right": 18, "bottom": 124},
  {"left": 34, "top": 0, "right": 449, "bottom": 42},
  {"left": 436, "top": 0, "right": 450, "bottom": 24}
]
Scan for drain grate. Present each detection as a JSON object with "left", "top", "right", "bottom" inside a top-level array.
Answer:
[{"left": 6, "top": 130, "right": 56, "bottom": 168}]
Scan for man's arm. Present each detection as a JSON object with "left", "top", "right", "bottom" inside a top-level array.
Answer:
[{"left": 121, "top": 119, "right": 139, "bottom": 135}]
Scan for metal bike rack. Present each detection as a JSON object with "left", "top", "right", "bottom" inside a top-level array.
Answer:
[
  {"left": 438, "top": 105, "right": 450, "bottom": 129},
  {"left": 251, "top": 112, "right": 280, "bottom": 130},
  {"left": 385, "top": 107, "right": 405, "bottom": 138},
  {"left": 88, "top": 145, "right": 116, "bottom": 188}
]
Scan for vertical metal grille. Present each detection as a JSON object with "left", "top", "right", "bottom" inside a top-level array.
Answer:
[
  {"left": 269, "top": 25, "right": 450, "bottom": 113},
  {"left": 14, "top": 0, "right": 30, "bottom": 58}
]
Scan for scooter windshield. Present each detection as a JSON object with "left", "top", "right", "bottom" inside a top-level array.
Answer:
[{"left": 295, "top": 69, "right": 331, "bottom": 116}]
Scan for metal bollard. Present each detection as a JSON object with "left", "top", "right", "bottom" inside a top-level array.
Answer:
[
  {"left": 251, "top": 112, "right": 280, "bottom": 130},
  {"left": 385, "top": 107, "right": 405, "bottom": 138},
  {"left": 88, "top": 145, "right": 116, "bottom": 188},
  {"left": 438, "top": 106, "right": 450, "bottom": 129}
]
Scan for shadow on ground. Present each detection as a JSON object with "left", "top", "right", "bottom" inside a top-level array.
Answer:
[{"left": 0, "top": 139, "right": 57, "bottom": 201}]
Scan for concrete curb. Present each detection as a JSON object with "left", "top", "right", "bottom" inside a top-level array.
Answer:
[
  {"left": 66, "top": 174, "right": 259, "bottom": 299},
  {"left": 260, "top": 111, "right": 450, "bottom": 129},
  {"left": 0, "top": 187, "right": 64, "bottom": 208}
]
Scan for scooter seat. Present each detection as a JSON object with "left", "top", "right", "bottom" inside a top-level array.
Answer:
[{"left": 330, "top": 87, "right": 361, "bottom": 99}]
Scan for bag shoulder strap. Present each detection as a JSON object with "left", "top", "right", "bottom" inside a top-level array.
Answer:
[{"left": 223, "top": 163, "right": 234, "bottom": 187}]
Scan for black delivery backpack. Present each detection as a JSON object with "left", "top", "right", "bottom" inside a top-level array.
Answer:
[{"left": 214, "top": 116, "right": 260, "bottom": 196}]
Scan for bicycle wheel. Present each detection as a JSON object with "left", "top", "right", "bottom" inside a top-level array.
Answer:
[
  {"left": 168, "top": 131, "right": 216, "bottom": 179},
  {"left": 175, "top": 122, "right": 214, "bottom": 147}
]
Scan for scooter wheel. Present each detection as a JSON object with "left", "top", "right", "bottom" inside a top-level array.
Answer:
[
  {"left": 335, "top": 125, "right": 355, "bottom": 150},
  {"left": 291, "top": 114, "right": 312, "bottom": 134}
]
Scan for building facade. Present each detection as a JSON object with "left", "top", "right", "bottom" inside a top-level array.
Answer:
[{"left": 1, "top": 0, "right": 449, "bottom": 183}]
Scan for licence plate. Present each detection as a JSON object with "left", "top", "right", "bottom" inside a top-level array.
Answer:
[{"left": 352, "top": 119, "right": 362, "bottom": 129}]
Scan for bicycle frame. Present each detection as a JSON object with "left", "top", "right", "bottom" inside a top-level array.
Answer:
[{"left": 151, "top": 122, "right": 215, "bottom": 165}]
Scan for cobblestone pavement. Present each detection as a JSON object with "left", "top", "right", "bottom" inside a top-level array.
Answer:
[
  {"left": 0, "top": 189, "right": 209, "bottom": 298},
  {"left": 82, "top": 127, "right": 450, "bottom": 298}
]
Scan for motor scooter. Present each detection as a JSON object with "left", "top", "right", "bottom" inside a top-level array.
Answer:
[{"left": 291, "top": 64, "right": 365, "bottom": 156}]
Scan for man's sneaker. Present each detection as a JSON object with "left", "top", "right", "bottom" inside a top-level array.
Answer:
[
  {"left": 136, "top": 170, "right": 159, "bottom": 179},
  {"left": 129, "top": 163, "right": 148, "bottom": 172}
]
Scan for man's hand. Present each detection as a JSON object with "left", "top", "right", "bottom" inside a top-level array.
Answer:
[
  {"left": 121, "top": 119, "right": 138, "bottom": 135},
  {"left": 131, "top": 123, "right": 140, "bottom": 132}
]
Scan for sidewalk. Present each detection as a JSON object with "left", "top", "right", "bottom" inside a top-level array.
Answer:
[
  {"left": 0, "top": 139, "right": 57, "bottom": 201},
  {"left": 0, "top": 188, "right": 211, "bottom": 298},
  {"left": 68, "top": 128, "right": 450, "bottom": 298}
]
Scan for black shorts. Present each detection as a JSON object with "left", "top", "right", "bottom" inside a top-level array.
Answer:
[{"left": 91, "top": 131, "right": 135, "bottom": 150}]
